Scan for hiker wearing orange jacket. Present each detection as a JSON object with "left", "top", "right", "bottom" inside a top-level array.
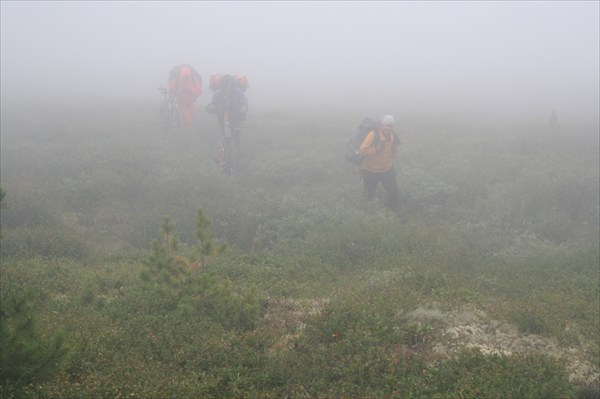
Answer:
[
  {"left": 359, "top": 114, "right": 400, "bottom": 212},
  {"left": 168, "top": 64, "right": 202, "bottom": 127}
]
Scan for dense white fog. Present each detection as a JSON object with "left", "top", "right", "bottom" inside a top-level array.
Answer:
[{"left": 1, "top": 1, "right": 599, "bottom": 123}]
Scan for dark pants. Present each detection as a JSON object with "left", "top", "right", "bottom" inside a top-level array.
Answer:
[{"left": 362, "top": 168, "right": 398, "bottom": 212}]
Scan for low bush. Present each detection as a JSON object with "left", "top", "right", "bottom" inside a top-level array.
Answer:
[
  {"left": 139, "top": 212, "right": 260, "bottom": 331},
  {"left": 0, "top": 287, "right": 70, "bottom": 398},
  {"left": 0, "top": 225, "right": 88, "bottom": 259},
  {"left": 0, "top": 104, "right": 597, "bottom": 398}
]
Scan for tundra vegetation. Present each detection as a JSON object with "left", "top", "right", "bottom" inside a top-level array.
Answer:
[{"left": 1, "top": 99, "right": 598, "bottom": 398}]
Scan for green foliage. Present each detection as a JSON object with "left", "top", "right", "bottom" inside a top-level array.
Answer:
[
  {"left": 268, "top": 294, "right": 577, "bottom": 398},
  {"left": 420, "top": 349, "right": 576, "bottom": 398},
  {"left": 0, "top": 187, "right": 6, "bottom": 239},
  {"left": 0, "top": 187, "right": 7, "bottom": 209},
  {"left": 140, "top": 215, "right": 185, "bottom": 308},
  {"left": 0, "top": 103, "right": 598, "bottom": 397},
  {"left": 195, "top": 208, "right": 227, "bottom": 268},
  {"left": 0, "top": 288, "right": 69, "bottom": 398},
  {"left": 80, "top": 281, "right": 97, "bottom": 305},
  {"left": 0, "top": 225, "right": 88, "bottom": 259},
  {"left": 140, "top": 212, "right": 259, "bottom": 330}
]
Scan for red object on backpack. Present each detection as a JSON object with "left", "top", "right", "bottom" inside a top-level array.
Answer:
[
  {"left": 210, "top": 74, "right": 249, "bottom": 91},
  {"left": 210, "top": 74, "right": 223, "bottom": 91},
  {"left": 235, "top": 75, "right": 249, "bottom": 91}
]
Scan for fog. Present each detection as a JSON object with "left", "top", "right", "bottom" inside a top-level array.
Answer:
[{"left": 1, "top": 1, "right": 599, "bottom": 123}]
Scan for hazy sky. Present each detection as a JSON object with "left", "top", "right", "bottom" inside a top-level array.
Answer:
[{"left": 1, "top": 1, "right": 599, "bottom": 121}]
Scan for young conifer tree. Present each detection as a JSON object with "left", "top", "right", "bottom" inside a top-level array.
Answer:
[
  {"left": 194, "top": 208, "right": 227, "bottom": 269},
  {"left": 0, "top": 288, "right": 69, "bottom": 397},
  {"left": 140, "top": 215, "right": 183, "bottom": 303}
]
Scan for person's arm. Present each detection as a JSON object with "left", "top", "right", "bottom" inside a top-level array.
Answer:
[{"left": 359, "top": 131, "right": 377, "bottom": 157}]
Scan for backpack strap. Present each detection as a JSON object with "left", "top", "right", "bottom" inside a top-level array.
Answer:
[{"left": 373, "top": 129, "right": 381, "bottom": 148}]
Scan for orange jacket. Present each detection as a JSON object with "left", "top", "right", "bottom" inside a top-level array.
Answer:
[
  {"left": 359, "top": 129, "right": 398, "bottom": 173},
  {"left": 169, "top": 65, "right": 202, "bottom": 106}
]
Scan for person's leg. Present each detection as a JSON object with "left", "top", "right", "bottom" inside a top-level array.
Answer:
[
  {"left": 380, "top": 168, "right": 399, "bottom": 212},
  {"left": 232, "top": 127, "right": 242, "bottom": 170},
  {"left": 218, "top": 115, "right": 226, "bottom": 137},
  {"left": 362, "top": 170, "right": 380, "bottom": 201}
]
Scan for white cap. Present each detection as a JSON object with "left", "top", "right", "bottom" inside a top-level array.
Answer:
[{"left": 381, "top": 114, "right": 395, "bottom": 126}]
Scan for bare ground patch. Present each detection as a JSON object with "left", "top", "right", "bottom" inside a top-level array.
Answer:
[
  {"left": 404, "top": 304, "right": 599, "bottom": 389},
  {"left": 262, "top": 297, "right": 330, "bottom": 355}
]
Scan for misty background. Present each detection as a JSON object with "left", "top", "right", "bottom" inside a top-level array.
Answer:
[
  {"left": 1, "top": 5, "right": 599, "bottom": 395},
  {"left": 1, "top": 1, "right": 599, "bottom": 125}
]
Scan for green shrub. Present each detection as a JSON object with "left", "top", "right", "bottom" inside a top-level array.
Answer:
[
  {"left": 1, "top": 104, "right": 598, "bottom": 398},
  {"left": 0, "top": 288, "right": 70, "bottom": 398},
  {"left": 421, "top": 349, "right": 576, "bottom": 398},
  {"left": 0, "top": 225, "right": 88, "bottom": 259},
  {"left": 139, "top": 212, "right": 260, "bottom": 330}
]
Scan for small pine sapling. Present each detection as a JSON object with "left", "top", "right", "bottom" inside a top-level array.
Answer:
[{"left": 194, "top": 208, "right": 227, "bottom": 270}]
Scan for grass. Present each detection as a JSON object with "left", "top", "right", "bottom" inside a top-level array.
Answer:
[{"left": 1, "top": 99, "right": 598, "bottom": 398}]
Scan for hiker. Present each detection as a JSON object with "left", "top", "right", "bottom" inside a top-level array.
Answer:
[
  {"left": 206, "top": 74, "right": 248, "bottom": 174},
  {"left": 168, "top": 64, "right": 202, "bottom": 127},
  {"left": 359, "top": 114, "right": 399, "bottom": 212},
  {"left": 548, "top": 109, "right": 561, "bottom": 135},
  {"left": 206, "top": 74, "right": 248, "bottom": 138}
]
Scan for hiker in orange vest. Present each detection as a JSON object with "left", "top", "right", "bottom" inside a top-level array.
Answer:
[
  {"left": 168, "top": 64, "right": 202, "bottom": 127},
  {"left": 359, "top": 114, "right": 400, "bottom": 212}
]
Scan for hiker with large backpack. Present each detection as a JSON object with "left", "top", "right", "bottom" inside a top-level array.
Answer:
[
  {"left": 168, "top": 64, "right": 202, "bottom": 127},
  {"left": 357, "top": 114, "right": 400, "bottom": 212},
  {"left": 206, "top": 74, "right": 248, "bottom": 175}
]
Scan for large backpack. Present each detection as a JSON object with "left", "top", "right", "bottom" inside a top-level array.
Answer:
[
  {"left": 209, "top": 74, "right": 249, "bottom": 91},
  {"left": 169, "top": 64, "right": 202, "bottom": 86},
  {"left": 345, "top": 117, "right": 381, "bottom": 163},
  {"left": 207, "top": 75, "right": 248, "bottom": 125}
]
